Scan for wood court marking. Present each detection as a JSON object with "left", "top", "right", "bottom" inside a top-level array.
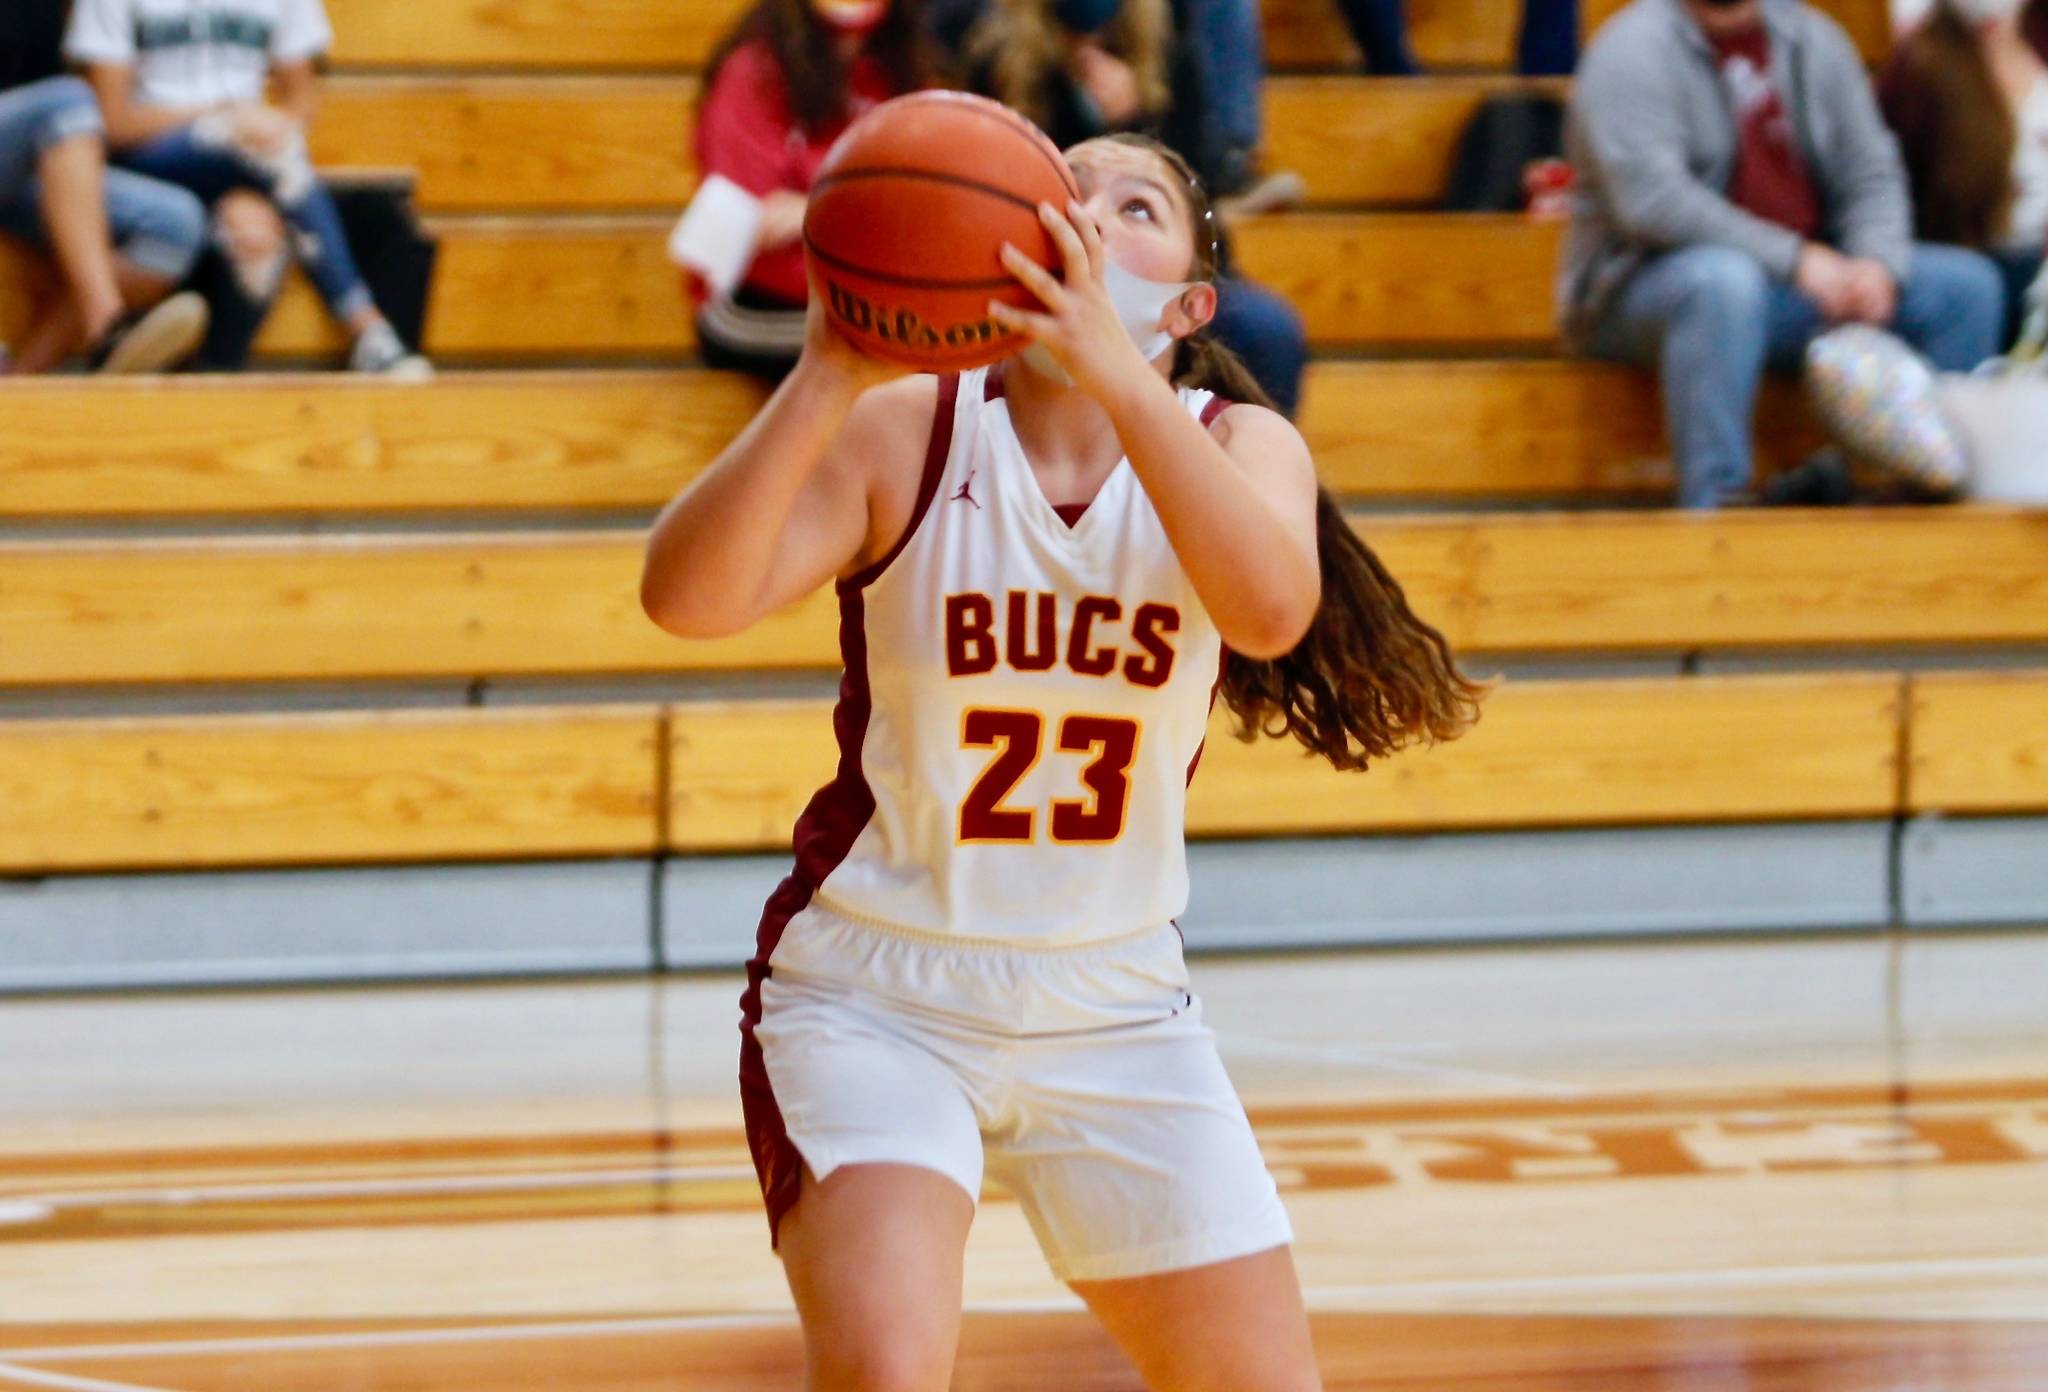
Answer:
[
  {"left": 3, "top": 1080, "right": 2042, "bottom": 1245},
  {"left": 0, "top": 1363, "right": 177, "bottom": 1392}
]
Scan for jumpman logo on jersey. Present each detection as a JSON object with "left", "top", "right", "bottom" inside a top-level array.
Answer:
[{"left": 951, "top": 469, "right": 981, "bottom": 509}]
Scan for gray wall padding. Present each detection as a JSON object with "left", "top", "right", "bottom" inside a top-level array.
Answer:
[
  {"left": 0, "top": 860, "right": 653, "bottom": 991},
  {"left": 660, "top": 822, "right": 1896, "bottom": 969},
  {"left": 1901, "top": 816, "right": 2048, "bottom": 927}
]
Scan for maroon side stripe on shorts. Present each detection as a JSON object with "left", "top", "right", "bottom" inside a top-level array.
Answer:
[{"left": 737, "top": 372, "right": 960, "bottom": 1246}]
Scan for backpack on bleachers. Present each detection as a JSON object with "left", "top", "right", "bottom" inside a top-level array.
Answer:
[{"left": 1441, "top": 94, "right": 1567, "bottom": 214}]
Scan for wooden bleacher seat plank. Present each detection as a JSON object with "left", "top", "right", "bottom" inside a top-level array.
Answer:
[
  {"left": 305, "top": 75, "right": 1550, "bottom": 212},
  {"left": 9, "top": 513, "right": 2040, "bottom": 688},
  {"left": 0, "top": 223, "right": 695, "bottom": 360},
  {"left": 0, "top": 705, "right": 663, "bottom": 874},
  {"left": 6, "top": 214, "right": 1559, "bottom": 357},
  {"left": 664, "top": 673, "right": 1904, "bottom": 851},
  {"left": 1908, "top": 672, "right": 2048, "bottom": 815},
  {"left": 1263, "top": 77, "right": 1568, "bottom": 207},
  {"left": 0, "top": 534, "right": 690, "bottom": 685},
  {"left": 326, "top": 0, "right": 741, "bottom": 69},
  {"left": 1300, "top": 362, "right": 1817, "bottom": 493},
  {"left": 1451, "top": 509, "right": 2048, "bottom": 652},
  {"left": 321, "top": 0, "right": 1887, "bottom": 73},
  {"left": 0, "top": 365, "right": 1815, "bottom": 517},
  {"left": 0, "top": 372, "right": 766, "bottom": 518},
  {"left": 0, "top": 529, "right": 1421, "bottom": 686},
  {"left": 311, "top": 77, "right": 698, "bottom": 213},
  {"left": 1232, "top": 214, "right": 1561, "bottom": 347}
]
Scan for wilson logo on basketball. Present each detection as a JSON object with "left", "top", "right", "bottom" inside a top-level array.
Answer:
[{"left": 823, "top": 279, "right": 1004, "bottom": 355}]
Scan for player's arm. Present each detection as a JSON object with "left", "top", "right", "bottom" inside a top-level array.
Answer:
[
  {"left": 640, "top": 300, "right": 923, "bottom": 638},
  {"left": 990, "top": 202, "right": 1320, "bottom": 658},
  {"left": 270, "top": 58, "right": 319, "bottom": 127},
  {"left": 1104, "top": 388, "right": 1320, "bottom": 660}
]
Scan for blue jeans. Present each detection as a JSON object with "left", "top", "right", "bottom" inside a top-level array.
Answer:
[
  {"left": 119, "top": 121, "right": 372, "bottom": 321},
  {"left": 1184, "top": 0, "right": 1264, "bottom": 176},
  {"left": 0, "top": 77, "right": 206, "bottom": 282},
  {"left": 1992, "top": 249, "right": 2043, "bottom": 350},
  {"left": 1211, "top": 277, "right": 1307, "bottom": 418},
  {"left": 1586, "top": 243, "right": 2006, "bottom": 508}
]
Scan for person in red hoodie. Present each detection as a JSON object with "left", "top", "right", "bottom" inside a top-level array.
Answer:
[{"left": 687, "top": 0, "right": 939, "bottom": 377}]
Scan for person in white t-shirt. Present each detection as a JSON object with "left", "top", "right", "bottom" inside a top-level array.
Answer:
[
  {"left": 1880, "top": 0, "right": 2048, "bottom": 347},
  {"left": 66, "top": 0, "right": 428, "bottom": 374}
]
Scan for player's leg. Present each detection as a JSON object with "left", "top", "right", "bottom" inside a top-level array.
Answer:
[
  {"left": 991, "top": 929, "right": 1313, "bottom": 1391},
  {"left": 1071, "top": 1245, "right": 1320, "bottom": 1392},
  {"left": 746, "top": 941, "right": 993, "bottom": 1392},
  {"left": 778, "top": 1162, "right": 976, "bottom": 1392}
]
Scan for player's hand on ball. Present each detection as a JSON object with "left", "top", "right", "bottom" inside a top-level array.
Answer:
[
  {"left": 799, "top": 274, "right": 915, "bottom": 398},
  {"left": 991, "top": 200, "right": 1152, "bottom": 403}
]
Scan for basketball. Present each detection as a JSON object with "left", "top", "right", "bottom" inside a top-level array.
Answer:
[{"left": 804, "top": 91, "right": 1081, "bottom": 371}]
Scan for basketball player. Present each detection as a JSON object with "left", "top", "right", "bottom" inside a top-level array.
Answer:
[{"left": 642, "top": 134, "right": 1483, "bottom": 1391}]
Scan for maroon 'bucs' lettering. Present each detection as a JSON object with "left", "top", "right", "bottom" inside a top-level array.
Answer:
[{"left": 945, "top": 592, "right": 1182, "bottom": 688}]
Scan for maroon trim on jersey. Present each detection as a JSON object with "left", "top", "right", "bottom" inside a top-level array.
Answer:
[
  {"left": 1180, "top": 395, "right": 1237, "bottom": 776},
  {"left": 842, "top": 374, "right": 961, "bottom": 591},
  {"left": 1185, "top": 648, "right": 1229, "bottom": 786},
  {"left": 984, "top": 365, "right": 1006, "bottom": 402},
  {"left": 738, "top": 373, "right": 960, "bottom": 1248},
  {"left": 1052, "top": 501, "right": 1090, "bottom": 528}
]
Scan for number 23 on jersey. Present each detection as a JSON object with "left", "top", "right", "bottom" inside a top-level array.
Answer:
[{"left": 958, "top": 709, "right": 1141, "bottom": 846}]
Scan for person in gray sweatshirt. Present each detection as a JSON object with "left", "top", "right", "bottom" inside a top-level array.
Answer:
[{"left": 1560, "top": 0, "right": 2006, "bottom": 507}]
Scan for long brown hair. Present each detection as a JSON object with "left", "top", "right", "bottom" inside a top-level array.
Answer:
[
  {"left": 970, "top": 0, "right": 1173, "bottom": 131},
  {"left": 1077, "top": 134, "right": 1487, "bottom": 772},
  {"left": 703, "top": 0, "right": 937, "bottom": 137},
  {"left": 1878, "top": 2, "right": 2018, "bottom": 247}
]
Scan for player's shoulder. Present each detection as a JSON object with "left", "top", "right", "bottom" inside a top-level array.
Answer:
[
  {"left": 1204, "top": 397, "right": 1307, "bottom": 457},
  {"left": 851, "top": 373, "right": 943, "bottom": 437},
  {"left": 834, "top": 373, "right": 945, "bottom": 479}
]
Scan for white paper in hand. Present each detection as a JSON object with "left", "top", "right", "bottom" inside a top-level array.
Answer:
[{"left": 668, "top": 175, "right": 767, "bottom": 300}]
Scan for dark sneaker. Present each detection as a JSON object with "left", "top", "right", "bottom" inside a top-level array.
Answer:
[
  {"left": 93, "top": 292, "right": 209, "bottom": 374},
  {"left": 1760, "top": 451, "right": 1859, "bottom": 507}
]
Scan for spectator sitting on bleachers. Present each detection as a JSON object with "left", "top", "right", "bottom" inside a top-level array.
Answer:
[
  {"left": 65, "top": 0, "right": 428, "bottom": 375},
  {"left": 1560, "top": 0, "right": 2008, "bottom": 509},
  {"left": 1329, "top": 0, "right": 1580, "bottom": 76},
  {"left": 683, "top": 0, "right": 938, "bottom": 378},
  {"left": 1879, "top": 0, "right": 2048, "bottom": 349},
  {"left": 928, "top": 0, "right": 1303, "bottom": 212},
  {"left": 2, "top": 4, "right": 208, "bottom": 372},
  {"left": 0, "top": 75, "right": 208, "bottom": 372},
  {"left": 956, "top": 0, "right": 1310, "bottom": 412}
]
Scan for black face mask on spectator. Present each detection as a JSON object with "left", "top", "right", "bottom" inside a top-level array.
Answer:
[{"left": 1053, "top": 0, "right": 1123, "bottom": 34}]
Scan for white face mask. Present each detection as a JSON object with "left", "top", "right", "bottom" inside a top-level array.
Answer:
[
  {"left": 1019, "top": 259, "right": 1199, "bottom": 385},
  {"left": 1952, "top": 0, "right": 2021, "bottom": 23}
]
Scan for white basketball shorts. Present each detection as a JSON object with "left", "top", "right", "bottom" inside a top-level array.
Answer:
[{"left": 740, "top": 899, "right": 1293, "bottom": 1283}]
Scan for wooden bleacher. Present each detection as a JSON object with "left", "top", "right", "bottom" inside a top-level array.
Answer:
[
  {"left": 314, "top": 0, "right": 1890, "bottom": 72},
  {"left": 0, "top": 367, "right": 1821, "bottom": 516},
  {"left": 0, "top": 706, "right": 663, "bottom": 874},
  {"left": 3, "top": 214, "right": 1557, "bottom": 358},
  {"left": 7, "top": 512, "right": 2045, "bottom": 688},
  {"left": 0, "top": 672, "right": 1925, "bottom": 874},
  {"left": 1908, "top": 673, "right": 2048, "bottom": 816},
  {"left": 5, "top": 0, "right": 2038, "bottom": 944},
  {"left": 303, "top": 76, "right": 1564, "bottom": 213}
]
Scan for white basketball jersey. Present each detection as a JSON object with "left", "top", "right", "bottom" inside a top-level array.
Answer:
[{"left": 775, "top": 367, "right": 1228, "bottom": 946}]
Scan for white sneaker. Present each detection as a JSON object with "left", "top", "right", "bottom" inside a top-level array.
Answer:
[
  {"left": 1218, "top": 169, "right": 1309, "bottom": 218},
  {"left": 349, "top": 319, "right": 433, "bottom": 379}
]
